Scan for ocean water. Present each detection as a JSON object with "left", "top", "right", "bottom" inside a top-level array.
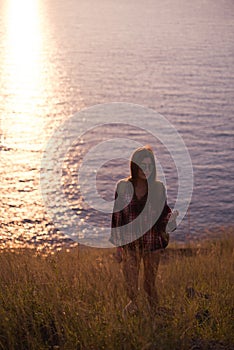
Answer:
[{"left": 0, "top": 0, "right": 233, "bottom": 250}]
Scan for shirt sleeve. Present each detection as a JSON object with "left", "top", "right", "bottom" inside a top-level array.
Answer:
[
  {"left": 156, "top": 201, "right": 172, "bottom": 233},
  {"left": 109, "top": 182, "right": 125, "bottom": 246},
  {"left": 154, "top": 183, "right": 177, "bottom": 233}
]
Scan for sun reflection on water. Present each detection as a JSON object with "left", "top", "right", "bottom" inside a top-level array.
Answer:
[{"left": 2, "top": 0, "right": 45, "bottom": 151}]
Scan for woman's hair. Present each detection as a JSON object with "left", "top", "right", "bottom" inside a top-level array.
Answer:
[{"left": 129, "top": 145, "right": 156, "bottom": 185}]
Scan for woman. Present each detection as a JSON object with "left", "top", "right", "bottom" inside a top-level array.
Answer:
[{"left": 110, "top": 145, "right": 177, "bottom": 316}]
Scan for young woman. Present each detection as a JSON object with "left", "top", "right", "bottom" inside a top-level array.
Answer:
[{"left": 110, "top": 145, "right": 177, "bottom": 316}]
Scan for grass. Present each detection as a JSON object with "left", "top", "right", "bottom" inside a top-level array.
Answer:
[{"left": 0, "top": 229, "right": 233, "bottom": 350}]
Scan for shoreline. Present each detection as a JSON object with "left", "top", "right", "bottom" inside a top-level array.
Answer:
[{"left": 0, "top": 225, "right": 233, "bottom": 256}]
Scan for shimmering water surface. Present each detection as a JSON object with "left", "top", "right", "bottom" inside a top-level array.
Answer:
[{"left": 0, "top": 0, "right": 233, "bottom": 250}]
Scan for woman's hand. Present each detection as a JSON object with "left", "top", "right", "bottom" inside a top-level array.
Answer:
[
  {"left": 166, "top": 210, "right": 179, "bottom": 233},
  {"left": 169, "top": 210, "right": 179, "bottom": 222}
]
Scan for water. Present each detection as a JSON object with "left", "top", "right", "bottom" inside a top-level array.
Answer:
[{"left": 0, "top": 0, "right": 233, "bottom": 250}]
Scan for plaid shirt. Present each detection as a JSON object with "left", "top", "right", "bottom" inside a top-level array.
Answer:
[{"left": 110, "top": 179, "right": 173, "bottom": 251}]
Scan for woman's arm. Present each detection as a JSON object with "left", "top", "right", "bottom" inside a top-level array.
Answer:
[
  {"left": 109, "top": 182, "right": 125, "bottom": 247},
  {"left": 156, "top": 202, "right": 172, "bottom": 233}
]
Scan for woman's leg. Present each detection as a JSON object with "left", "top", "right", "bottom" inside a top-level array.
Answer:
[
  {"left": 122, "top": 247, "right": 141, "bottom": 303},
  {"left": 143, "top": 250, "right": 161, "bottom": 312}
]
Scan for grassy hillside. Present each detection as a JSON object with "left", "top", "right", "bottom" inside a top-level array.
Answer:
[{"left": 0, "top": 231, "right": 233, "bottom": 349}]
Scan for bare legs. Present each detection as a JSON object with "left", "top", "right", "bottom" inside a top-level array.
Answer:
[
  {"left": 143, "top": 250, "right": 160, "bottom": 312},
  {"left": 122, "top": 248, "right": 141, "bottom": 303},
  {"left": 122, "top": 247, "right": 160, "bottom": 314}
]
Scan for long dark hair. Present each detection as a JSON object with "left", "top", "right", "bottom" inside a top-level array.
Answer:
[{"left": 129, "top": 145, "right": 156, "bottom": 186}]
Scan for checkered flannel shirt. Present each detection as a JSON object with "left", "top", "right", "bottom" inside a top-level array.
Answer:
[{"left": 110, "top": 179, "right": 173, "bottom": 251}]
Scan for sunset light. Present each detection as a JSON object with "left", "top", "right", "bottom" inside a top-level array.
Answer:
[
  {"left": 0, "top": 0, "right": 233, "bottom": 347},
  {"left": 2, "top": 0, "right": 44, "bottom": 150}
]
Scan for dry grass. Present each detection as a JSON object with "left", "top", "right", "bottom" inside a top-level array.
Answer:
[{"left": 0, "top": 230, "right": 233, "bottom": 350}]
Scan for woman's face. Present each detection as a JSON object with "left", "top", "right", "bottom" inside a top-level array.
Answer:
[{"left": 138, "top": 157, "right": 154, "bottom": 180}]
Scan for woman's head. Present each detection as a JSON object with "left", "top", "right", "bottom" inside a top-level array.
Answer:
[{"left": 130, "top": 145, "right": 156, "bottom": 184}]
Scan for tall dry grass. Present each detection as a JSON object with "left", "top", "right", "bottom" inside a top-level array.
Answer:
[{"left": 0, "top": 231, "right": 233, "bottom": 350}]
